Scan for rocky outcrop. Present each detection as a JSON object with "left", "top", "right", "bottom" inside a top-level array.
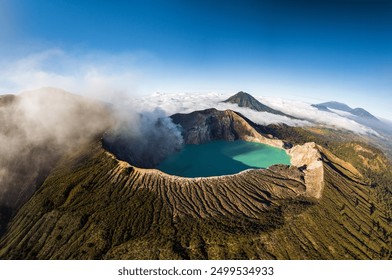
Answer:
[
  {"left": 288, "top": 143, "right": 324, "bottom": 199},
  {"left": 287, "top": 142, "right": 363, "bottom": 199}
]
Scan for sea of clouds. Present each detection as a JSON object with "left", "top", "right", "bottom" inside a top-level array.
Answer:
[
  {"left": 137, "top": 92, "right": 379, "bottom": 136},
  {"left": 0, "top": 48, "right": 380, "bottom": 136}
]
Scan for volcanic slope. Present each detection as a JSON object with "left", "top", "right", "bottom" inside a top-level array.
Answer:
[
  {"left": 0, "top": 109, "right": 390, "bottom": 259},
  {"left": 0, "top": 89, "right": 112, "bottom": 235},
  {"left": 224, "top": 91, "right": 296, "bottom": 119}
]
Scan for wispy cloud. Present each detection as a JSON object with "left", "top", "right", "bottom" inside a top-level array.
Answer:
[{"left": 0, "top": 48, "right": 153, "bottom": 102}]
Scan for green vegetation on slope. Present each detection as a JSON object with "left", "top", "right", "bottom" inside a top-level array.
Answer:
[
  {"left": 0, "top": 139, "right": 390, "bottom": 259},
  {"left": 260, "top": 123, "right": 392, "bottom": 224}
]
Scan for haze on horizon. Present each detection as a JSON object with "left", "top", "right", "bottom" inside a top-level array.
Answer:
[{"left": 0, "top": 0, "right": 391, "bottom": 120}]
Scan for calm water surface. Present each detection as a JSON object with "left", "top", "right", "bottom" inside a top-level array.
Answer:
[{"left": 157, "top": 140, "right": 291, "bottom": 178}]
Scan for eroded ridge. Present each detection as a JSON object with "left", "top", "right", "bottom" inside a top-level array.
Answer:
[
  {"left": 1, "top": 140, "right": 389, "bottom": 260},
  {"left": 107, "top": 151, "right": 307, "bottom": 220}
]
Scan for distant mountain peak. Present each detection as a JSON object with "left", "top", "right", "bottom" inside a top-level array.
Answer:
[
  {"left": 231, "top": 91, "right": 251, "bottom": 98},
  {"left": 224, "top": 91, "right": 295, "bottom": 118},
  {"left": 313, "top": 101, "right": 378, "bottom": 121},
  {"left": 317, "top": 101, "right": 352, "bottom": 112},
  {"left": 350, "top": 108, "right": 378, "bottom": 120},
  {"left": 225, "top": 91, "right": 256, "bottom": 102}
]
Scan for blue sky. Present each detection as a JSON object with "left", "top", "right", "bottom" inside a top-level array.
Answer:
[{"left": 1, "top": 0, "right": 391, "bottom": 119}]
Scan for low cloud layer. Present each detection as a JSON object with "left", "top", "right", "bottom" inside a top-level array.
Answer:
[
  {"left": 138, "top": 92, "right": 379, "bottom": 136},
  {"left": 0, "top": 87, "right": 184, "bottom": 214},
  {"left": 257, "top": 96, "right": 379, "bottom": 136}
]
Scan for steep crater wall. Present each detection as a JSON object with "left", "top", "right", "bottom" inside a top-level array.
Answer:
[
  {"left": 103, "top": 108, "right": 329, "bottom": 199},
  {"left": 103, "top": 108, "right": 288, "bottom": 169},
  {"left": 170, "top": 108, "right": 287, "bottom": 148}
]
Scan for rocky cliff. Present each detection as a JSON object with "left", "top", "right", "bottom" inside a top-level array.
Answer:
[{"left": 171, "top": 108, "right": 285, "bottom": 148}]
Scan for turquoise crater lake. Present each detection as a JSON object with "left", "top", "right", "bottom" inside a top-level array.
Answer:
[{"left": 157, "top": 140, "right": 291, "bottom": 178}]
